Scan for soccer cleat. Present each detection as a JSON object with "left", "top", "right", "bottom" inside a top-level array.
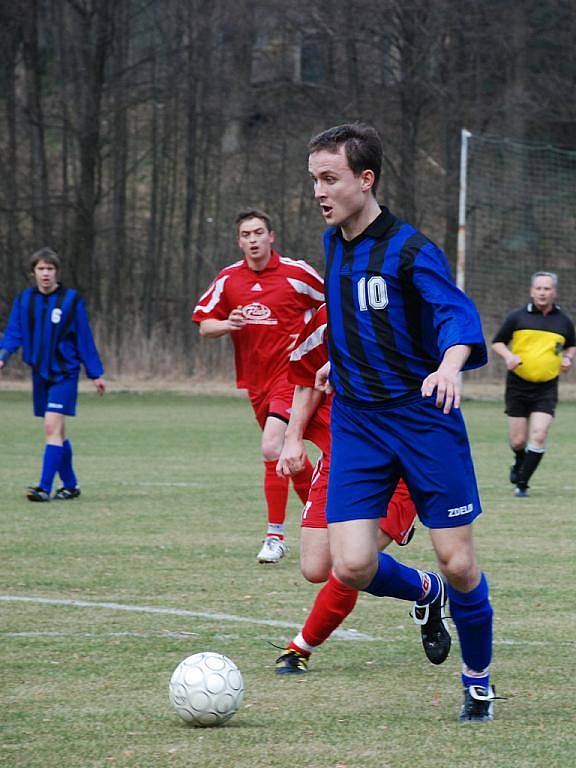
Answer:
[
  {"left": 256, "top": 536, "right": 287, "bottom": 564},
  {"left": 514, "top": 485, "right": 529, "bottom": 498},
  {"left": 412, "top": 575, "right": 451, "bottom": 665},
  {"left": 275, "top": 649, "right": 309, "bottom": 675},
  {"left": 459, "top": 684, "right": 496, "bottom": 723},
  {"left": 26, "top": 486, "right": 50, "bottom": 502},
  {"left": 54, "top": 487, "right": 81, "bottom": 500}
]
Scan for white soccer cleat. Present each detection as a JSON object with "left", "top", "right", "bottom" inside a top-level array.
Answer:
[{"left": 256, "top": 536, "right": 287, "bottom": 564}]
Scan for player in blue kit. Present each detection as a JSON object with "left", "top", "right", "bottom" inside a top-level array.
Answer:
[
  {"left": 308, "top": 124, "right": 496, "bottom": 722},
  {"left": 0, "top": 248, "right": 105, "bottom": 501}
]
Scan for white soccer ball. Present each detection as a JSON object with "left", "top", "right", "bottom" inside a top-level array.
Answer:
[{"left": 168, "top": 652, "right": 244, "bottom": 727}]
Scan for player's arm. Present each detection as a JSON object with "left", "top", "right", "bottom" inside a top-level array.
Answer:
[
  {"left": 561, "top": 345, "right": 575, "bottom": 373},
  {"left": 199, "top": 306, "right": 245, "bottom": 338},
  {"left": 421, "top": 344, "right": 471, "bottom": 414},
  {"left": 491, "top": 340, "right": 522, "bottom": 371},
  {"left": 277, "top": 385, "right": 323, "bottom": 477},
  {"left": 75, "top": 298, "right": 106, "bottom": 385},
  {"left": 0, "top": 295, "right": 24, "bottom": 370}
]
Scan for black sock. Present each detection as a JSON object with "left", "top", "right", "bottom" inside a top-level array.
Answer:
[
  {"left": 512, "top": 448, "right": 525, "bottom": 472},
  {"left": 517, "top": 449, "right": 544, "bottom": 488}
]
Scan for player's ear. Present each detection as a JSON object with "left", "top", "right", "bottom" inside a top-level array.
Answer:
[
  {"left": 360, "top": 169, "right": 375, "bottom": 193},
  {"left": 269, "top": 230, "right": 275, "bottom": 243}
]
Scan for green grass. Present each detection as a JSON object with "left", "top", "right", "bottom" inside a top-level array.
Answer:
[{"left": 1, "top": 391, "right": 575, "bottom": 768}]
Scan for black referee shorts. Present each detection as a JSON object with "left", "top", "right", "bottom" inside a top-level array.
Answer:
[{"left": 504, "top": 374, "right": 558, "bottom": 418}]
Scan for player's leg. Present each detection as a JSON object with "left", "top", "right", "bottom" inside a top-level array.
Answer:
[
  {"left": 257, "top": 415, "right": 290, "bottom": 562},
  {"left": 31, "top": 411, "right": 66, "bottom": 501},
  {"left": 515, "top": 410, "right": 554, "bottom": 496},
  {"left": 430, "top": 525, "right": 495, "bottom": 722},
  {"left": 267, "top": 386, "right": 314, "bottom": 503},
  {"left": 327, "top": 399, "right": 443, "bottom": 608},
  {"left": 277, "top": 462, "right": 360, "bottom": 674},
  {"left": 507, "top": 415, "right": 528, "bottom": 485},
  {"left": 27, "top": 373, "right": 63, "bottom": 501}
]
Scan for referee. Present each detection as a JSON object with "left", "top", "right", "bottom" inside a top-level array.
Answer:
[{"left": 492, "top": 271, "right": 575, "bottom": 497}]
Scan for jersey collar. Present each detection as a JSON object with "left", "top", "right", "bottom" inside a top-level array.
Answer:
[
  {"left": 243, "top": 249, "right": 280, "bottom": 273},
  {"left": 527, "top": 302, "right": 560, "bottom": 315},
  {"left": 331, "top": 206, "right": 397, "bottom": 247}
]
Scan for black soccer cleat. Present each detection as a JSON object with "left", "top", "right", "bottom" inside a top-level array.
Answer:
[
  {"left": 412, "top": 575, "right": 452, "bottom": 665},
  {"left": 459, "top": 684, "right": 497, "bottom": 723},
  {"left": 26, "top": 486, "right": 50, "bottom": 502},
  {"left": 275, "top": 649, "right": 309, "bottom": 675},
  {"left": 54, "top": 487, "right": 81, "bottom": 500},
  {"left": 514, "top": 484, "right": 529, "bottom": 498}
]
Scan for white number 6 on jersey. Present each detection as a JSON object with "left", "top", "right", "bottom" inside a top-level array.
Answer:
[{"left": 357, "top": 276, "right": 389, "bottom": 311}]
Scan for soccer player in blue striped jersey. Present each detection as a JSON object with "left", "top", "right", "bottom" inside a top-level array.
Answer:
[
  {"left": 0, "top": 248, "right": 105, "bottom": 502},
  {"left": 308, "top": 123, "right": 496, "bottom": 722}
]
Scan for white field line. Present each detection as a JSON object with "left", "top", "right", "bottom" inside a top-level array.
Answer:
[
  {"left": 0, "top": 595, "right": 376, "bottom": 641},
  {"left": 1, "top": 595, "right": 572, "bottom": 647}
]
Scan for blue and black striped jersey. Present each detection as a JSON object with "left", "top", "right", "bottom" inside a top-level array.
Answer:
[
  {"left": 0, "top": 285, "right": 104, "bottom": 382},
  {"left": 324, "top": 208, "right": 487, "bottom": 403}
]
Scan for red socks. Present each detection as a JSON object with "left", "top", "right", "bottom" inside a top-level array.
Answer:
[
  {"left": 290, "top": 571, "right": 359, "bottom": 653},
  {"left": 264, "top": 461, "right": 289, "bottom": 532}
]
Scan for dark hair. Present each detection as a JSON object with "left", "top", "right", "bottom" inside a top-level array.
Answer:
[
  {"left": 29, "top": 247, "right": 61, "bottom": 273},
  {"left": 308, "top": 123, "right": 382, "bottom": 193},
  {"left": 235, "top": 208, "right": 273, "bottom": 233}
]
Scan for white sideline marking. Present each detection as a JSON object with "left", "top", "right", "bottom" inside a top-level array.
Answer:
[{"left": 0, "top": 595, "right": 376, "bottom": 641}]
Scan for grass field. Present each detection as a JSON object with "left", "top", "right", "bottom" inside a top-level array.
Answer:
[{"left": 1, "top": 390, "right": 575, "bottom": 768}]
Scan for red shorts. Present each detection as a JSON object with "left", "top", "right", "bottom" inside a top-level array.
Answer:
[
  {"left": 302, "top": 455, "right": 416, "bottom": 546},
  {"left": 248, "top": 380, "right": 296, "bottom": 430}
]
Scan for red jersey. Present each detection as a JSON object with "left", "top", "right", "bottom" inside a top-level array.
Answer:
[
  {"left": 289, "top": 304, "right": 331, "bottom": 454},
  {"left": 192, "top": 250, "right": 324, "bottom": 392}
]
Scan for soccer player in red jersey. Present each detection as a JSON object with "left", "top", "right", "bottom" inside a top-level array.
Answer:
[
  {"left": 274, "top": 305, "right": 422, "bottom": 673},
  {"left": 192, "top": 210, "right": 325, "bottom": 563}
]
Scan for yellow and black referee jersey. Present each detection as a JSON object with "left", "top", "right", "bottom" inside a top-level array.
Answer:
[{"left": 492, "top": 303, "right": 576, "bottom": 383}]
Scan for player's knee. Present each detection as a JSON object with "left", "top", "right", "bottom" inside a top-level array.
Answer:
[
  {"left": 331, "top": 558, "right": 371, "bottom": 589},
  {"left": 529, "top": 430, "right": 548, "bottom": 448},
  {"left": 301, "top": 561, "right": 329, "bottom": 584},
  {"left": 44, "top": 421, "right": 62, "bottom": 440},
  {"left": 438, "top": 553, "right": 478, "bottom": 589},
  {"left": 510, "top": 437, "right": 526, "bottom": 451},
  {"left": 261, "top": 440, "right": 281, "bottom": 462}
]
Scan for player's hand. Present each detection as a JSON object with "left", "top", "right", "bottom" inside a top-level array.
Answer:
[
  {"left": 506, "top": 354, "right": 522, "bottom": 371},
  {"left": 0, "top": 360, "right": 4, "bottom": 370},
  {"left": 227, "top": 306, "right": 246, "bottom": 332},
  {"left": 314, "top": 361, "right": 332, "bottom": 394},
  {"left": 421, "top": 366, "right": 461, "bottom": 414},
  {"left": 93, "top": 377, "right": 106, "bottom": 395},
  {"left": 276, "top": 435, "right": 308, "bottom": 477}
]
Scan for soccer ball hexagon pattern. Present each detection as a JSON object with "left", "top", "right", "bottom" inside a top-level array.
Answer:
[{"left": 169, "top": 652, "right": 244, "bottom": 727}]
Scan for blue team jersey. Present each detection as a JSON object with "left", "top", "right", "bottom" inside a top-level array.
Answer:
[
  {"left": 0, "top": 285, "right": 104, "bottom": 382},
  {"left": 324, "top": 207, "right": 487, "bottom": 403}
]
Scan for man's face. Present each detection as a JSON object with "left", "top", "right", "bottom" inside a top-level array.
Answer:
[
  {"left": 308, "top": 146, "right": 370, "bottom": 229},
  {"left": 237, "top": 217, "right": 274, "bottom": 265},
  {"left": 33, "top": 260, "right": 58, "bottom": 294},
  {"left": 530, "top": 275, "right": 556, "bottom": 311}
]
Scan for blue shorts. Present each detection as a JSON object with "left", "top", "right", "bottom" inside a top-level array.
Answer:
[
  {"left": 326, "top": 395, "right": 482, "bottom": 529},
  {"left": 32, "top": 372, "right": 79, "bottom": 417}
]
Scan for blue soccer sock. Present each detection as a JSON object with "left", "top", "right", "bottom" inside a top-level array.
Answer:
[
  {"left": 364, "top": 552, "right": 439, "bottom": 602},
  {"left": 59, "top": 439, "right": 78, "bottom": 488},
  {"left": 39, "top": 444, "right": 64, "bottom": 493},
  {"left": 448, "top": 573, "right": 493, "bottom": 689}
]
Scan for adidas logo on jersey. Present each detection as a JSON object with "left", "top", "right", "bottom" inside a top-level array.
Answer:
[{"left": 251, "top": 282, "right": 263, "bottom": 291}]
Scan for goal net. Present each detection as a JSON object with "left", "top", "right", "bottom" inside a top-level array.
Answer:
[{"left": 459, "top": 131, "right": 576, "bottom": 371}]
